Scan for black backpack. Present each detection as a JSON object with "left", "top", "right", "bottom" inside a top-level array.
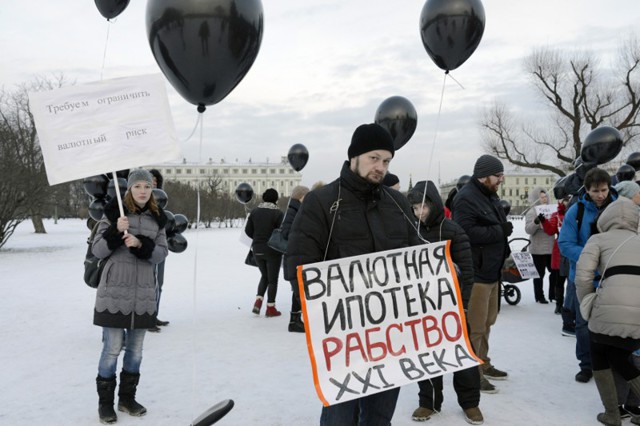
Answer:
[{"left": 84, "top": 220, "right": 110, "bottom": 288}]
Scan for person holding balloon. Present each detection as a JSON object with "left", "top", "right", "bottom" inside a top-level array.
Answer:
[
  {"left": 244, "top": 188, "right": 285, "bottom": 317},
  {"left": 91, "top": 169, "right": 168, "bottom": 424},
  {"left": 286, "top": 123, "right": 422, "bottom": 425}
]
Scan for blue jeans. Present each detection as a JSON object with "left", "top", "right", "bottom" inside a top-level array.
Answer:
[
  {"left": 565, "top": 280, "right": 591, "bottom": 370},
  {"left": 98, "top": 327, "right": 146, "bottom": 378},
  {"left": 319, "top": 388, "right": 400, "bottom": 426}
]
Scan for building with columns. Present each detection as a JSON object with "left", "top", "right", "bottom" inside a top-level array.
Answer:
[{"left": 146, "top": 156, "right": 303, "bottom": 196}]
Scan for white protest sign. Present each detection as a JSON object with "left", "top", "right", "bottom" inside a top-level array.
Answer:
[
  {"left": 29, "top": 74, "right": 182, "bottom": 185},
  {"left": 535, "top": 204, "right": 558, "bottom": 218},
  {"left": 511, "top": 252, "right": 540, "bottom": 279},
  {"left": 297, "top": 241, "right": 481, "bottom": 407}
]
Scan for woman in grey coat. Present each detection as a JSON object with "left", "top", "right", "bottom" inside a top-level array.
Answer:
[
  {"left": 92, "top": 169, "right": 168, "bottom": 424},
  {"left": 525, "top": 188, "right": 555, "bottom": 303},
  {"left": 576, "top": 197, "right": 640, "bottom": 426}
]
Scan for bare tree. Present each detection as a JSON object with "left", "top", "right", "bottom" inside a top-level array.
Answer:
[{"left": 481, "top": 35, "right": 640, "bottom": 176}]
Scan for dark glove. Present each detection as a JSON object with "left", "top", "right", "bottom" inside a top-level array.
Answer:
[
  {"left": 501, "top": 221, "right": 514, "bottom": 237},
  {"left": 534, "top": 213, "right": 546, "bottom": 225}
]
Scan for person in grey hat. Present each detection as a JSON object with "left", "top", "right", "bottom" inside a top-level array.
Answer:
[
  {"left": 614, "top": 180, "right": 640, "bottom": 205},
  {"left": 286, "top": 123, "right": 422, "bottom": 426},
  {"left": 452, "top": 154, "right": 512, "bottom": 394}
]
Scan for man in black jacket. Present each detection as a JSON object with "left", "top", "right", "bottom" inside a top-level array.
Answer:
[
  {"left": 452, "top": 154, "right": 512, "bottom": 395},
  {"left": 407, "top": 180, "right": 483, "bottom": 425},
  {"left": 287, "top": 123, "right": 422, "bottom": 426}
]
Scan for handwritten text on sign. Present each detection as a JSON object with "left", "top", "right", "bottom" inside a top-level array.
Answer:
[
  {"left": 511, "top": 252, "right": 540, "bottom": 279},
  {"left": 29, "top": 73, "right": 181, "bottom": 185},
  {"left": 297, "top": 241, "right": 480, "bottom": 406}
]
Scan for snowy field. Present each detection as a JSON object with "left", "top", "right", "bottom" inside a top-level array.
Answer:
[{"left": 0, "top": 217, "right": 604, "bottom": 425}]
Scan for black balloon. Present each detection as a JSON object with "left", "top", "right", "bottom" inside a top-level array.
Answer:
[
  {"left": 235, "top": 183, "right": 254, "bottom": 204},
  {"left": 499, "top": 199, "right": 511, "bottom": 216},
  {"left": 152, "top": 188, "right": 168, "bottom": 209},
  {"left": 287, "top": 144, "right": 309, "bottom": 172},
  {"left": 164, "top": 210, "right": 176, "bottom": 234},
  {"left": 146, "top": 0, "right": 264, "bottom": 111},
  {"left": 456, "top": 175, "right": 471, "bottom": 190},
  {"left": 563, "top": 173, "right": 583, "bottom": 196},
  {"left": 627, "top": 152, "right": 640, "bottom": 170},
  {"left": 616, "top": 164, "right": 636, "bottom": 182},
  {"left": 552, "top": 176, "right": 568, "bottom": 200},
  {"left": 88, "top": 198, "right": 107, "bottom": 221},
  {"left": 573, "top": 157, "right": 597, "bottom": 180},
  {"left": 95, "top": 0, "right": 130, "bottom": 20},
  {"left": 374, "top": 96, "right": 418, "bottom": 150},
  {"left": 580, "top": 126, "right": 623, "bottom": 165},
  {"left": 173, "top": 214, "right": 188, "bottom": 234},
  {"left": 83, "top": 175, "right": 109, "bottom": 199},
  {"left": 107, "top": 178, "right": 128, "bottom": 200},
  {"left": 167, "top": 233, "right": 188, "bottom": 253},
  {"left": 419, "top": 0, "right": 486, "bottom": 72}
]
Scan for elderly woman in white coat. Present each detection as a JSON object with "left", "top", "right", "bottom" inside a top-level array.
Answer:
[
  {"left": 576, "top": 197, "right": 640, "bottom": 426},
  {"left": 525, "top": 188, "right": 555, "bottom": 303}
]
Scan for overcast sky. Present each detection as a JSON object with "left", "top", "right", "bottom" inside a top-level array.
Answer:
[{"left": 2, "top": 0, "right": 639, "bottom": 189}]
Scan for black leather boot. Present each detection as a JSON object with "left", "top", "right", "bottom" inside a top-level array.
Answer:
[
  {"left": 118, "top": 370, "right": 147, "bottom": 416},
  {"left": 288, "top": 312, "right": 305, "bottom": 333},
  {"left": 96, "top": 375, "right": 118, "bottom": 424}
]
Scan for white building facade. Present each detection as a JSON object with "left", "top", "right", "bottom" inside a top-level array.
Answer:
[{"left": 147, "top": 156, "right": 303, "bottom": 196}]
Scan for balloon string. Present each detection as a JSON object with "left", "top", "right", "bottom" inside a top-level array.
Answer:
[
  {"left": 182, "top": 113, "right": 203, "bottom": 143},
  {"left": 447, "top": 72, "right": 465, "bottom": 90},
  {"left": 190, "top": 112, "right": 204, "bottom": 424},
  {"left": 100, "top": 21, "right": 112, "bottom": 81},
  {"left": 425, "top": 72, "right": 448, "bottom": 182}
]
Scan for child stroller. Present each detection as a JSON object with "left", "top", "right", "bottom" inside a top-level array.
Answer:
[{"left": 500, "top": 237, "right": 531, "bottom": 306}]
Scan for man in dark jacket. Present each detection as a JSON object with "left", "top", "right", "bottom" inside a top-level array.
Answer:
[
  {"left": 452, "top": 154, "right": 512, "bottom": 394},
  {"left": 407, "top": 180, "right": 483, "bottom": 425},
  {"left": 287, "top": 123, "right": 422, "bottom": 426}
]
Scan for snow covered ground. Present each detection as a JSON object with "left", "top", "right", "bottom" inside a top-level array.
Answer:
[{"left": 0, "top": 218, "right": 604, "bottom": 425}]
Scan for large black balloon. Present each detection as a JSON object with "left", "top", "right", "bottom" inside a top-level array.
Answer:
[
  {"left": 95, "top": 0, "right": 130, "bottom": 20},
  {"left": 83, "top": 175, "right": 109, "bottom": 199},
  {"left": 287, "top": 144, "right": 309, "bottom": 172},
  {"left": 552, "top": 176, "right": 568, "bottom": 200},
  {"left": 616, "top": 164, "right": 636, "bottom": 182},
  {"left": 456, "top": 174, "right": 471, "bottom": 190},
  {"left": 235, "top": 183, "right": 253, "bottom": 204},
  {"left": 627, "top": 152, "right": 640, "bottom": 170},
  {"left": 164, "top": 210, "right": 176, "bottom": 235},
  {"left": 167, "top": 233, "right": 188, "bottom": 253},
  {"left": 152, "top": 188, "right": 168, "bottom": 209},
  {"left": 173, "top": 214, "right": 189, "bottom": 234},
  {"left": 573, "top": 157, "right": 597, "bottom": 180},
  {"left": 419, "top": 0, "right": 486, "bottom": 72},
  {"left": 563, "top": 173, "right": 583, "bottom": 196},
  {"left": 146, "top": 0, "right": 264, "bottom": 112},
  {"left": 499, "top": 199, "right": 511, "bottom": 216},
  {"left": 107, "top": 178, "right": 128, "bottom": 200},
  {"left": 88, "top": 198, "right": 107, "bottom": 221},
  {"left": 581, "top": 126, "right": 623, "bottom": 165},
  {"left": 374, "top": 96, "right": 418, "bottom": 150}
]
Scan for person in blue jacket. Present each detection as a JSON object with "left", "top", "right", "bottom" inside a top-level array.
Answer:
[{"left": 558, "top": 167, "right": 616, "bottom": 384}]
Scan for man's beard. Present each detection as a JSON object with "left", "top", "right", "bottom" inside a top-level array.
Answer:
[{"left": 482, "top": 180, "right": 500, "bottom": 193}]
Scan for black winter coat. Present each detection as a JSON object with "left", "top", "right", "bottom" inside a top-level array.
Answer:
[
  {"left": 452, "top": 178, "right": 510, "bottom": 283},
  {"left": 409, "top": 181, "right": 474, "bottom": 308},
  {"left": 245, "top": 203, "right": 284, "bottom": 258},
  {"left": 286, "top": 161, "right": 422, "bottom": 278}
]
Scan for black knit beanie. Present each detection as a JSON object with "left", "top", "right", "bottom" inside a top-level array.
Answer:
[
  {"left": 262, "top": 188, "right": 279, "bottom": 203},
  {"left": 348, "top": 123, "right": 395, "bottom": 159},
  {"left": 473, "top": 154, "right": 504, "bottom": 178},
  {"left": 382, "top": 173, "right": 399, "bottom": 187}
]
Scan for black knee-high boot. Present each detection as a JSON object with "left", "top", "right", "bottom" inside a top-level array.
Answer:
[
  {"left": 96, "top": 375, "right": 118, "bottom": 424},
  {"left": 118, "top": 370, "right": 147, "bottom": 416}
]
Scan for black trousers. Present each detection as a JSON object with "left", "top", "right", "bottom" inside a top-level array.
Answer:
[
  {"left": 532, "top": 254, "right": 552, "bottom": 301},
  {"left": 590, "top": 332, "right": 640, "bottom": 381},
  {"left": 549, "top": 269, "right": 565, "bottom": 308},
  {"left": 254, "top": 254, "right": 282, "bottom": 303},
  {"left": 289, "top": 279, "right": 302, "bottom": 312},
  {"left": 417, "top": 366, "right": 480, "bottom": 410}
]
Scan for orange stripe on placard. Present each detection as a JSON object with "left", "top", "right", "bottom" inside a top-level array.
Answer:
[
  {"left": 297, "top": 265, "right": 330, "bottom": 407},
  {"left": 444, "top": 240, "right": 483, "bottom": 364}
]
